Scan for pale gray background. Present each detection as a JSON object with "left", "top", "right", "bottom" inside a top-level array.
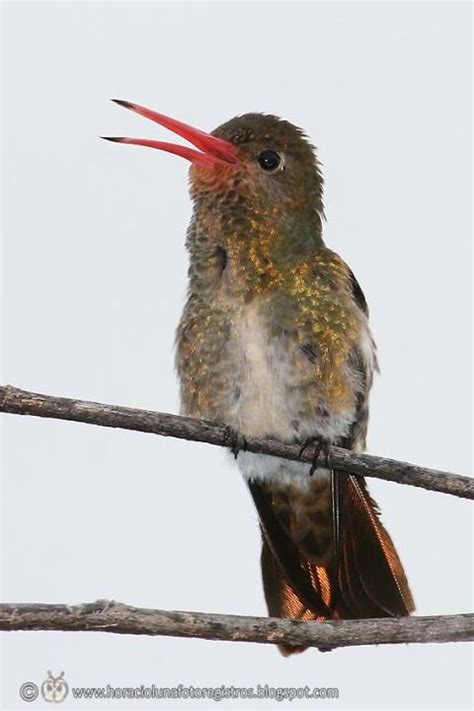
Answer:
[{"left": 1, "top": 1, "right": 472, "bottom": 709}]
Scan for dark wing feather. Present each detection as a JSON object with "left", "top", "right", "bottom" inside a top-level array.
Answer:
[{"left": 347, "top": 267, "right": 369, "bottom": 315}]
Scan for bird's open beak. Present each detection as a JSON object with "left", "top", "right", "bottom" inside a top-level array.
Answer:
[{"left": 102, "top": 100, "right": 238, "bottom": 168}]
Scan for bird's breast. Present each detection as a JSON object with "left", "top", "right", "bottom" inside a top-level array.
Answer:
[
  {"left": 225, "top": 298, "right": 356, "bottom": 485},
  {"left": 177, "top": 292, "right": 360, "bottom": 485},
  {"left": 231, "top": 298, "right": 353, "bottom": 428},
  {"left": 229, "top": 299, "right": 294, "bottom": 439}
]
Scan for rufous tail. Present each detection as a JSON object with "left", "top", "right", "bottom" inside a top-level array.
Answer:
[{"left": 248, "top": 474, "right": 414, "bottom": 656}]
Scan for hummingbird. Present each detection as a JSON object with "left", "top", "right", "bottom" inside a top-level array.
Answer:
[{"left": 103, "top": 100, "right": 415, "bottom": 655}]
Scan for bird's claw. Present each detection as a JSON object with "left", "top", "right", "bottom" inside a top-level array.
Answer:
[
  {"left": 223, "top": 426, "right": 248, "bottom": 459},
  {"left": 299, "top": 436, "right": 331, "bottom": 476}
]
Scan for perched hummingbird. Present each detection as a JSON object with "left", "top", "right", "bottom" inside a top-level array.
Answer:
[{"left": 104, "top": 101, "right": 414, "bottom": 654}]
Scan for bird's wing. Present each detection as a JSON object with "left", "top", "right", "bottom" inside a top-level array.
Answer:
[
  {"left": 250, "top": 252, "right": 413, "bottom": 639},
  {"left": 314, "top": 255, "right": 413, "bottom": 617},
  {"left": 347, "top": 265, "right": 369, "bottom": 315}
]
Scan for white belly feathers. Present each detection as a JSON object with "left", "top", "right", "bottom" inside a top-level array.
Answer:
[{"left": 225, "top": 300, "right": 352, "bottom": 486}]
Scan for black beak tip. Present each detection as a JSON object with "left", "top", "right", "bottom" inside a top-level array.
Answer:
[
  {"left": 100, "top": 136, "right": 124, "bottom": 143},
  {"left": 111, "top": 98, "right": 133, "bottom": 110}
]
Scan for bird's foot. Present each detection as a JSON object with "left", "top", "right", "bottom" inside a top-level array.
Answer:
[
  {"left": 223, "top": 426, "right": 248, "bottom": 460},
  {"left": 298, "top": 436, "right": 331, "bottom": 476}
]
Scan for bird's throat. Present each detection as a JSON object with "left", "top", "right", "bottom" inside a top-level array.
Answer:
[{"left": 188, "top": 196, "right": 324, "bottom": 297}]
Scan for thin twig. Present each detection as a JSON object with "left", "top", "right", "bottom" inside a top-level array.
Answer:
[
  {"left": 0, "top": 601, "right": 472, "bottom": 649},
  {"left": 0, "top": 385, "right": 472, "bottom": 499}
]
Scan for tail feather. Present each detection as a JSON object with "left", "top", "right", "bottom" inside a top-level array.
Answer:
[
  {"left": 249, "top": 473, "right": 414, "bottom": 655},
  {"left": 248, "top": 480, "right": 331, "bottom": 618},
  {"left": 341, "top": 475, "right": 415, "bottom": 616},
  {"left": 260, "top": 535, "right": 324, "bottom": 656}
]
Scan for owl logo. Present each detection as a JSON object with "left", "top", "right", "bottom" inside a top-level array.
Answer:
[{"left": 41, "top": 671, "right": 69, "bottom": 703}]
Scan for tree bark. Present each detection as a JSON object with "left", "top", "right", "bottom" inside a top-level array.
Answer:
[
  {"left": 0, "top": 385, "right": 472, "bottom": 499},
  {"left": 0, "top": 602, "right": 472, "bottom": 650}
]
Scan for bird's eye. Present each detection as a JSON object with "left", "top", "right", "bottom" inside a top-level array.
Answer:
[{"left": 257, "top": 150, "right": 282, "bottom": 172}]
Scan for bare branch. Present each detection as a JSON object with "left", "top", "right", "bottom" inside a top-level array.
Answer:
[
  {"left": 0, "top": 601, "right": 472, "bottom": 649},
  {"left": 0, "top": 385, "right": 472, "bottom": 499},
  {"left": 1, "top": 389, "right": 472, "bottom": 649}
]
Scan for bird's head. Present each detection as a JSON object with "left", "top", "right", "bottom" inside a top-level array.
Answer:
[
  {"left": 104, "top": 102, "right": 325, "bottom": 290},
  {"left": 103, "top": 100, "right": 324, "bottom": 224}
]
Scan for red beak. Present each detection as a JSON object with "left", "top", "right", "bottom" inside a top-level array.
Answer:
[{"left": 102, "top": 100, "right": 238, "bottom": 168}]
